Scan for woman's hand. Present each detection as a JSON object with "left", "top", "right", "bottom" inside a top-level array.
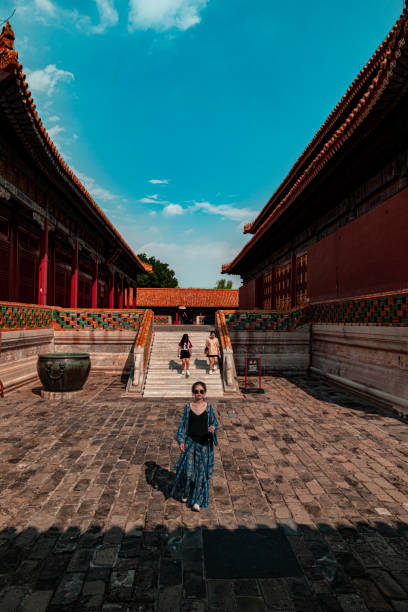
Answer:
[
  {"left": 180, "top": 443, "right": 185, "bottom": 452},
  {"left": 209, "top": 426, "right": 215, "bottom": 434}
]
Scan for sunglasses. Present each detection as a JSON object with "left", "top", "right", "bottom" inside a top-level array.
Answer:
[{"left": 194, "top": 389, "right": 205, "bottom": 394}]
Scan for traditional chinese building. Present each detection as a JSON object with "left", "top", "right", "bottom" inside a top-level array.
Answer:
[
  {"left": 0, "top": 22, "right": 151, "bottom": 309},
  {"left": 134, "top": 288, "right": 239, "bottom": 324},
  {"left": 223, "top": 6, "right": 408, "bottom": 310}
]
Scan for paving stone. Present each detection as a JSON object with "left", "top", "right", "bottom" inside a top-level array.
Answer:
[
  {"left": 20, "top": 590, "right": 53, "bottom": 612},
  {"left": 352, "top": 578, "right": 393, "bottom": 611},
  {"left": 93, "top": 545, "right": 119, "bottom": 567},
  {"left": 80, "top": 579, "right": 106, "bottom": 610},
  {"left": 51, "top": 572, "right": 85, "bottom": 606},
  {"left": 67, "top": 548, "right": 93, "bottom": 572},
  {"left": 207, "top": 580, "right": 234, "bottom": 611},
  {"left": 0, "top": 586, "right": 29, "bottom": 611},
  {"left": 233, "top": 579, "right": 260, "bottom": 596},
  {"left": 159, "top": 559, "right": 182, "bottom": 586},
  {"left": 337, "top": 593, "right": 370, "bottom": 611},
  {"left": 236, "top": 596, "right": 266, "bottom": 611},
  {"left": 157, "top": 585, "right": 182, "bottom": 611},
  {"left": 108, "top": 569, "right": 135, "bottom": 602},
  {"left": 368, "top": 570, "right": 407, "bottom": 600}
]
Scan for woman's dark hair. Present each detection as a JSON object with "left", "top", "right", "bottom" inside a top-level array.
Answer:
[
  {"left": 210, "top": 330, "right": 216, "bottom": 336},
  {"left": 180, "top": 334, "right": 189, "bottom": 346},
  {"left": 192, "top": 381, "right": 207, "bottom": 394}
]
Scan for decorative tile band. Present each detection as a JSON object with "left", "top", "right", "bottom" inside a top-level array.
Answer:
[
  {"left": 0, "top": 303, "right": 145, "bottom": 330},
  {"left": 226, "top": 292, "right": 408, "bottom": 331},
  {"left": 154, "top": 315, "right": 171, "bottom": 325},
  {"left": 53, "top": 309, "right": 144, "bottom": 330},
  {"left": 0, "top": 304, "right": 53, "bottom": 330}
]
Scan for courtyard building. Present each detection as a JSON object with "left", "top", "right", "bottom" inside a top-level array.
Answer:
[{"left": 0, "top": 22, "right": 151, "bottom": 309}]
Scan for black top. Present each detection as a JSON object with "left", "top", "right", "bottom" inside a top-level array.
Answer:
[{"left": 188, "top": 409, "right": 209, "bottom": 445}]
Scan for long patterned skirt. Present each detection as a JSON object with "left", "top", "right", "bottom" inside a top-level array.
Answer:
[{"left": 171, "top": 437, "right": 213, "bottom": 508}]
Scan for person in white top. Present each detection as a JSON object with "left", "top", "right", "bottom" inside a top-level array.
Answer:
[{"left": 205, "top": 331, "right": 220, "bottom": 375}]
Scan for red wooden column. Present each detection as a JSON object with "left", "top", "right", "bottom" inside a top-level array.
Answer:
[
  {"left": 38, "top": 218, "right": 48, "bottom": 305},
  {"left": 91, "top": 258, "right": 98, "bottom": 308},
  {"left": 48, "top": 234, "right": 56, "bottom": 306},
  {"left": 109, "top": 269, "right": 115, "bottom": 308},
  {"left": 118, "top": 277, "right": 124, "bottom": 309},
  {"left": 8, "top": 217, "right": 19, "bottom": 302},
  {"left": 290, "top": 254, "right": 297, "bottom": 308},
  {"left": 70, "top": 240, "right": 79, "bottom": 308}
]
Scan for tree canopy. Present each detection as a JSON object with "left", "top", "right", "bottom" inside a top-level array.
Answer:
[
  {"left": 215, "top": 279, "right": 233, "bottom": 289},
  {"left": 136, "top": 253, "right": 179, "bottom": 288}
]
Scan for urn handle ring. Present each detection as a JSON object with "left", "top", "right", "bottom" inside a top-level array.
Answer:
[{"left": 45, "top": 361, "right": 66, "bottom": 381}]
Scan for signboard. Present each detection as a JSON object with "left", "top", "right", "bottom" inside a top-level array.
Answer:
[
  {"left": 244, "top": 357, "right": 264, "bottom": 393},
  {"left": 246, "top": 358, "right": 260, "bottom": 376}
]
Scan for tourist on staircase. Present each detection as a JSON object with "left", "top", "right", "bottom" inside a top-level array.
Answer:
[
  {"left": 171, "top": 381, "right": 219, "bottom": 511},
  {"left": 178, "top": 333, "right": 192, "bottom": 378},
  {"left": 205, "top": 330, "right": 220, "bottom": 375}
]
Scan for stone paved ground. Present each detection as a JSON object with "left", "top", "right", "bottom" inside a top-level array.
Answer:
[{"left": 0, "top": 374, "right": 408, "bottom": 611}]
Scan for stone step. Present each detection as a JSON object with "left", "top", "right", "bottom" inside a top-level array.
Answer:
[{"left": 142, "top": 330, "right": 223, "bottom": 398}]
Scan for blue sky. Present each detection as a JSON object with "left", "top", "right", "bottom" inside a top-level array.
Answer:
[{"left": 3, "top": 0, "right": 404, "bottom": 287}]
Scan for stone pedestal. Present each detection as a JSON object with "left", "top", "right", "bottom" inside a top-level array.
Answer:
[{"left": 40, "top": 389, "right": 84, "bottom": 400}]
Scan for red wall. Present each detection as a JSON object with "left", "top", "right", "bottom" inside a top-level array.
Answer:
[
  {"left": 308, "top": 186, "right": 408, "bottom": 301},
  {"left": 239, "top": 279, "right": 257, "bottom": 308}
]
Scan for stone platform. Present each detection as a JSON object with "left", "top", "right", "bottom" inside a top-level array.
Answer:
[{"left": 0, "top": 374, "right": 407, "bottom": 610}]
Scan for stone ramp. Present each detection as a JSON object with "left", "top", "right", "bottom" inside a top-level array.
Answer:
[{"left": 143, "top": 329, "right": 224, "bottom": 397}]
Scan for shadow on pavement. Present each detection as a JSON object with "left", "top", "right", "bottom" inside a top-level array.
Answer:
[{"left": 0, "top": 519, "right": 407, "bottom": 610}]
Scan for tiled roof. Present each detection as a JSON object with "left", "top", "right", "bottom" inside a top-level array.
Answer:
[
  {"left": 223, "top": 3, "right": 408, "bottom": 273},
  {"left": 0, "top": 23, "right": 150, "bottom": 275},
  {"left": 135, "top": 288, "right": 239, "bottom": 308}
]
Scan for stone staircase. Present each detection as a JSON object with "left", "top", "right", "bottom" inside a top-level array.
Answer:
[{"left": 143, "top": 327, "right": 224, "bottom": 397}]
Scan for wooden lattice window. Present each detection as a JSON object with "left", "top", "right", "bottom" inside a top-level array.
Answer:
[
  {"left": 275, "top": 261, "right": 291, "bottom": 311},
  {"left": 296, "top": 253, "right": 308, "bottom": 306},
  {"left": 263, "top": 271, "right": 273, "bottom": 309}
]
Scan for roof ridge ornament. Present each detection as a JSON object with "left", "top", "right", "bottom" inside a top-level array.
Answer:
[{"left": 0, "top": 21, "right": 18, "bottom": 77}]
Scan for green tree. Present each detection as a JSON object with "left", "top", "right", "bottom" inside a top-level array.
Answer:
[
  {"left": 215, "top": 279, "right": 233, "bottom": 289},
  {"left": 136, "top": 253, "right": 179, "bottom": 288}
]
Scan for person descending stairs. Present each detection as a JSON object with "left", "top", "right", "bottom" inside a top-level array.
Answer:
[{"left": 143, "top": 327, "right": 224, "bottom": 397}]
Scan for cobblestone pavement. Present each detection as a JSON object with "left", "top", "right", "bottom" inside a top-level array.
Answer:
[{"left": 0, "top": 374, "right": 408, "bottom": 611}]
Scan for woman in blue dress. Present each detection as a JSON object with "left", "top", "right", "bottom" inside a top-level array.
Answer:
[{"left": 171, "top": 381, "right": 219, "bottom": 511}]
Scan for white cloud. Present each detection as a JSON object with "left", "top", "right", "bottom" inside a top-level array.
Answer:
[
  {"left": 149, "top": 211, "right": 157, "bottom": 216},
  {"left": 47, "top": 124, "right": 64, "bottom": 139},
  {"left": 72, "top": 168, "right": 123, "bottom": 203},
  {"left": 163, "top": 203, "right": 184, "bottom": 216},
  {"left": 148, "top": 178, "right": 169, "bottom": 184},
  {"left": 184, "top": 228, "right": 194, "bottom": 234},
  {"left": 147, "top": 194, "right": 159, "bottom": 199},
  {"left": 26, "top": 64, "right": 74, "bottom": 95},
  {"left": 90, "top": 0, "right": 119, "bottom": 34},
  {"left": 47, "top": 115, "right": 60, "bottom": 122},
  {"left": 35, "top": 0, "right": 56, "bottom": 15},
  {"left": 193, "top": 201, "right": 257, "bottom": 222},
  {"left": 128, "top": 0, "right": 208, "bottom": 32},
  {"left": 139, "top": 196, "right": 168, "bottom": 204}
]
